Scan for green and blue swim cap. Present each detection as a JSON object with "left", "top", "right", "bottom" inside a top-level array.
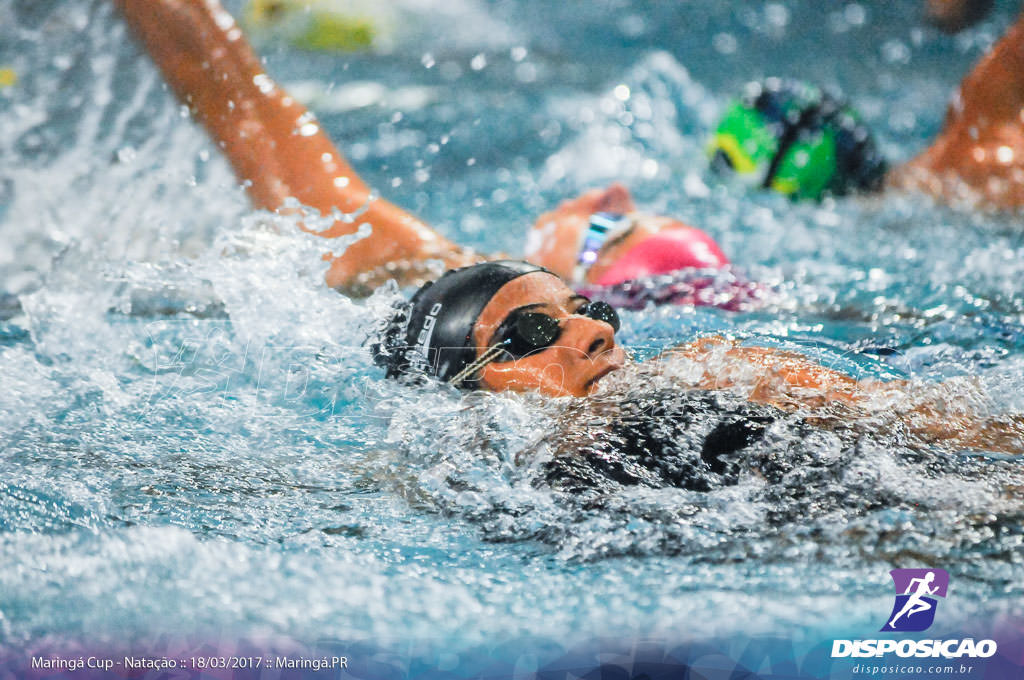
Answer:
[{"left": 708, "top": 78, "right": 887, "bottom": 200}]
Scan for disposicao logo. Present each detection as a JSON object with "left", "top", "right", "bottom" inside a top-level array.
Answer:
[
  {"left": 831, "top": 568, "right": 998, "bottom": 659},
  {"left": 881, "top": 568, "right": 948, "bottom": 632}
]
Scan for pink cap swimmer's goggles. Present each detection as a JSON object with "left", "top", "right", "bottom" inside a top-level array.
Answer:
[{"left": 574, "top": 212, "right": 730, "bottom": 287}]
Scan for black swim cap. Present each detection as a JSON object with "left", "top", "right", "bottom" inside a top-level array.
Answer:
[{"left": 373, "top": 260, "right": 550, "bottom": 386}]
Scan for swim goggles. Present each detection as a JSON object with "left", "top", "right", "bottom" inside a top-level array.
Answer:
[
  {"left": 573, "top": 212, "right": 635, "bottom": 284},
  {"left": 447, "top": 300, "right": 620, "bottom": 387}
]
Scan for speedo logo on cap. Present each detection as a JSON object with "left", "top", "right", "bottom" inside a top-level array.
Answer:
[{"left": 414, "top": 303, "right": 442, "bottom": 357}]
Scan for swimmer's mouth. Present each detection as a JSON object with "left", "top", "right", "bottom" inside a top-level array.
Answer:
[{"left": 585, "top": 362, "right": 622, "bottom": 391}]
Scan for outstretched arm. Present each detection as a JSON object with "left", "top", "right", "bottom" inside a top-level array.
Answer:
[
  {"left": 671, "top": 336, "right": 1024, "bottom": 453},
  {"left": 114, "top": 0, "right": 478, "bottom": 290},
  {"left": 890, "top": 12, "right": 1024, "bottom": 209},
  {"left": 669, "top": 336, "right": 864, "bottom": 407}
]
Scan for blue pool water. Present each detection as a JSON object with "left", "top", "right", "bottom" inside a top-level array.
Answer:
[{"left": 1, "top": 0, "right": 1023, "bottom": 653}]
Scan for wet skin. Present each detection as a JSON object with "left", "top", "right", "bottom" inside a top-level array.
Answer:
[
  {"left": 888, "top": 12, "right": 1024, "bottom": 209},
  {"left": 472, "top": 272, "right": 626, "bottom": 397}
]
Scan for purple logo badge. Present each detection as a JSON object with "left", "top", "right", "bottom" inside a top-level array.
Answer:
[{"left": 880, "top": 569, "right": 950, "bottom": 632}]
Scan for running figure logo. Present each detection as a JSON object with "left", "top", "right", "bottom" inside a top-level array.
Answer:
[{"left": 881, "top": 569, "right": 950, "bottom": 632}]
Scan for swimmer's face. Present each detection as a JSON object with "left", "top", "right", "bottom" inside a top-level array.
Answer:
[
  {"left": 523, "top": 183, "right": 694, "bottom": 283},
  {"left": 473, "top": 271, "right": 625, "bottom": 397}
]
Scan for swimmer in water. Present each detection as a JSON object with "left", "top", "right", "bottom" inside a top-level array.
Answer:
[
  {"left": 113, "top": 0, "right": 1024, "bottom": 309},
  {"left": 531, "top": 8, "right": 1024, "bottom": 306},
  {"left": 887, "top": 572, "right": 938, "bottom": 629},
  {"left": 112, "top": 0, "right": 1024, "bottom": 455},
  {"left": 111, "top": 0, "right": 756, "bottom": 314},
  {"left": 711, "top": 13, "right": 1024, "bottom": 209}
]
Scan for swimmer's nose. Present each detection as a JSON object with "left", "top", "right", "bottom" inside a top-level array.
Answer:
[{"left": 564, "top": 316, "right": 615, "bottom": 358}]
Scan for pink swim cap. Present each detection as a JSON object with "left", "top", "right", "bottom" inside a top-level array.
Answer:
[{"left": 594, "top": 226, "right": 730, "bottom": 286}]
